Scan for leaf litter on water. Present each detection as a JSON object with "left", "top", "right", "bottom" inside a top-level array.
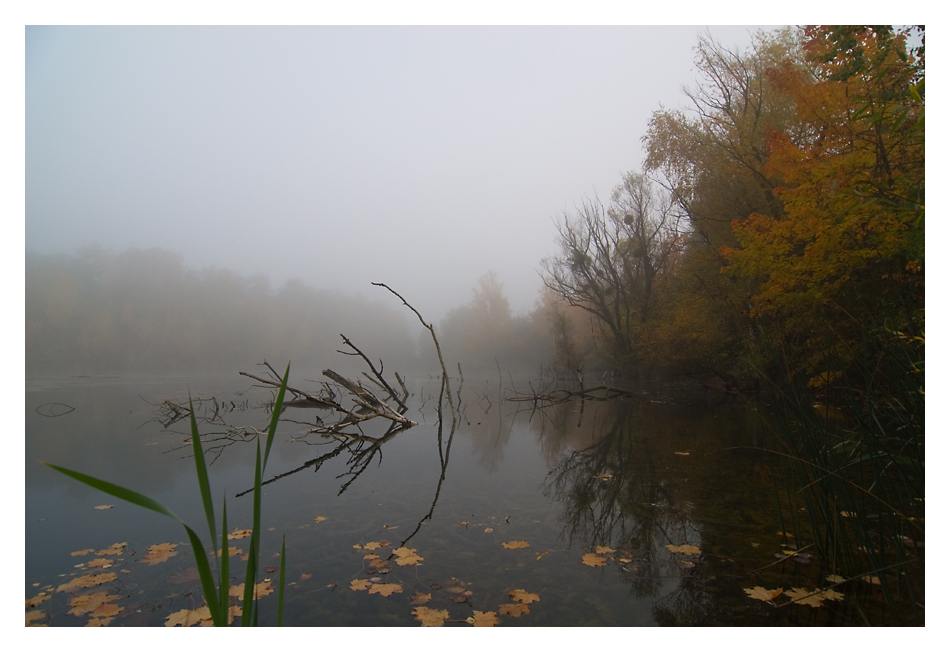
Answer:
[{"left": 502, "top": 541, "right": 530, "bottom": 549}]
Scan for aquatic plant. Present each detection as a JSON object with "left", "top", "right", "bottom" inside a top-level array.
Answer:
[{"left": 43, "top": 364, "right": 292, "bottom": 626}]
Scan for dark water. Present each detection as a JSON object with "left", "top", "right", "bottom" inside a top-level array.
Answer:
[{"left": 25, "top": 373, "right": 902, "bottom": 626}]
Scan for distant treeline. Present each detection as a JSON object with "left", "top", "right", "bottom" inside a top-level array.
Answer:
[
  {"left": 25, "top": 246, "right": 421, "bottom": 376},
  {"left": 25, "top": 247, "right": 569, "bottom": 378}
]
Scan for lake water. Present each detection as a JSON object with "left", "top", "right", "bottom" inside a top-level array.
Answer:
[{"left": 25, "top": 372, "right": 906, "bottom": 626}]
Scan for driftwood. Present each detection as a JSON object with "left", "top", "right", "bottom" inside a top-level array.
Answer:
[{"left": 321, "top": 369, "right": 416, "bottom": 428}]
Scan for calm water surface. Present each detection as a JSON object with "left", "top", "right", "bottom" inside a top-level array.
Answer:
[{"left": 25, "top": 373, "right": 893, "bottom": 626}]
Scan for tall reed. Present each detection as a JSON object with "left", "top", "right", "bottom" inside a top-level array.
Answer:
[
  {"left": 755, "top": 319, "right": 924, "bottom": 621},
  {"left": 43, "top": 364, "right": 291, "bottom": 626}
]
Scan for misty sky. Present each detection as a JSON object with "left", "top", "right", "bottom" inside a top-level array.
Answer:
[{"left": 26, "top": 25, "right": 769, "bottom": 320}]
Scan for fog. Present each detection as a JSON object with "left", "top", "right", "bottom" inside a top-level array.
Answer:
[{"left": 26, "top": 25, "right": 765, "bottom": 324}]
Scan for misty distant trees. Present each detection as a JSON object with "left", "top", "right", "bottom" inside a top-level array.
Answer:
[{"left": 25, "top": 246, "right": 418, "bottom": 376}]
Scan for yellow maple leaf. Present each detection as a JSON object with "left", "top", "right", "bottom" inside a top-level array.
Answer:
[
  {"left": 785, "top": 587, "right": 827, "bottom": 608},
  {"left": 502, "top": 540, "right": 530, "bottom": 549},
  {"left": 825, "top": 574, "right": 847, "bottom": 584},
  {"left": 94, "top": 505, "right": 113, "bottom": 510},
  {"left": 485, "top": 527, "right": 493, "bottom": 533},
  {"left": 862, "top": 575, "right": 882, "bottom": 586},
  {"left": 743, "top": 586, "right": 783, "bottom": 602},
  {"left": 229, "top": 579, "right": 274, "bottom": 600},
  {"left": 367, "top": 583, "right": 403, "bottom": 596},
  {"left": 141, "top": 542, "right": 178, "bottom": 566},
  {"left": 509, "top": 589, "right": 540, "bottom": 604},
  {"left": 85, "top": 617, "right": 114, "bottom": 627},
  {"left": 350, "top": 579, "right": 371, "bottom": 591},
  {"left": 595, "top": 546, "right": 614, "bottom": 554},
  {"left": 314, "top": 516, "right": 326, "bottom": 523},
  {"left": 228, "top": 529, "right": 252, "bottom": 540},
  {"left": 26, "top": 592, "right": 50, "bottom": 608},
  {"left": 665, "top": 544, "right": 701, "bottom": 555},
  {"left": 57, "top": 572, "right": 117, "bottom": 592},
  {"left": 71, "top": 549, "right": 95, "bottom": 557},
  {"left": 164, "top": 606, "right": 211, "bottom": 627},
  {"left": 227, "top": 546, "right": 242, "bottom": 557},
  {"left": 67, "top": 591, "right": 121, "bottom": 616},
  {"left": 499, "top": 603, "right": 530, "bottom": 617},
  {"left": 412, "top": 606, "right": 449, "bottom": 626},
  {"left": 396, "top": 552, "right": 422, "bottom": 566},
  {"left": 469, "top": 610, "right": 500, "bottom": 627},
  {"left": 86, "top": 558, "right": 113, "bottom": 569},
  {"left": 96, "top": 542, "right": 127, "bottom": 556},
  {"left": 364, "top": 541, "right": 382, "bottom": 550},
  {"left": 581, "top": 553, "right": 606, "bottom": 567}
]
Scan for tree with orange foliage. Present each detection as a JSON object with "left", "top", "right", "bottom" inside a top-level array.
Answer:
[{"left": 721, "top": 26, "right": 923, "bottom": 383}]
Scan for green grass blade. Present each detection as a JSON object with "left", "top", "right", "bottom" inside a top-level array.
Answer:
[
  {"left": 189, "top": 397, "right": 218, "bottom": 556},
  {"left": 241, "top": 441, "right": 263, "bottom": 626},
  {"left": 43, "top": 462, "right": 184, "bottom": 523},
  {"left": 277, "top": 534, "right": 286, "bottom": 627},
  {"left": 183, "top": 524, "right": 223, "bottom": 626},
  {"left": 262, "top": 363, "right": 290, "bottom": 472},
  {"left": 220, "top": 495, "right": 230, "bottom": 625}
]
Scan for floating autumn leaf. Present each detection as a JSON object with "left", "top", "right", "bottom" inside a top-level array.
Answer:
[
  {"left": 536, "top": 551, "right": 549, "bottom": 560},
  {"left": 862, "top": 575, "right": 882, "bottom": 586},
  {"left": 141, "top": 543, "right": 178, "bottom": 566},
  {"left": 368, "top": 583, "right": 403, "bottom": 597},
  {"left": 350, "top": 579, "right": 371, "bottom": 591},
  {"left": 86, "top": 558, "right": 113, "bottom": 569},
  {"left": 265, "top": 566, "right": 279, "bottom": 573},
  {"left": 67, "top": 591, "right": 122, "bottom": 617},
  {"left": 502, "top": 541, "right": 530, "bottom": 549},
  {"left": 499, "top": 603, "right": 530, "bottom": 617},
  {"left": 57, "top": 572, "right": 117, "bottom": 593},
  {"left": 352, "top": 544, "right": 363, "bottom": 549},
  {"left": 299, "top": 572, "right": 312, "bottom": 581},
  {"left": 787, "top": 587, "right": 845, "bottom": 608},
  {"left": 665, "top": 544, "right": 701, "bottom": 555},
  {"left": 469, "top": 611, "right": 500, "bottom": 627},
  {"left": 674, "top": 451, "right": 690, "bottom": 456},
  {"left": 393, "top": 547, "right": 424, "bottom": 566},
  {"left": 840, "top": 511, "right": 858, "bottom": 518},
  {"left": 96, "top": 542, "right": 127, "bottom": 556},
  {"left": 70, "top": 549, "right": 95, "bottom": 557},
  {"left": 825, "top": 574, "right": 847, "bottom": 584},
  {"left": 412, "top": 606, "right": 449, "bottom": 627},
  {"left": 363, "top": 541, "right": 383, "bottom": 550},
  {"left": 409, "top": 592, "right": 431, "bottom": 606},
  {"left": 94, "top": 505, "right": 113, "bottom": 510},
  {"left": 26, "top": 592, "right": 50, "bottom": 608},
  {"left": 165, "top": 606, "right": 212, "bottom": 627},
  {"left": 314, "top": 516, "right": 326, "bottom": 523},
  {"left": 484, "top": 527, "right": 493, "bottom": 533},
  {"left": 85, "top": 617, "right": 113, "bottom": 627},
  {"left": 743, "top": 586, "right": 783, "bottom": 602},
  {"left": 455, "top": 521, "right": 470, "bottom": 528},
  {"left": 229, "top": 579, "right": 274, "bottom": 600},
  {"left": 227, "top": 546, "right": 242, "bottom": 557},
  {"left": 26, "top": 611, "right": 47, "bottom": 626},
  {"left": 228, "top": 529, "right": 252, "bottom": 540},
  {"left": 595, "top": 546, "right": 614, "bottom": 554},
  {"left": 581, "top": 553, "right": 606, "bottom": 567},
  {"left": 591, "top": 473, "right": 613, "bottom": 480},
  {"left": 509, "top": 589, "right": 540, "bottom": 604}
]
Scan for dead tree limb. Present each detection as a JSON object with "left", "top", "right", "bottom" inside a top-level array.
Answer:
[
  {"left": 323, "top": 369, "right": 416, "bottom": 427},
  {"left": 372, "top": 282, "right": 457, "bottom": 429}
]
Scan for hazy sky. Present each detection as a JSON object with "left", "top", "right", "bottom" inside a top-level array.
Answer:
[{"left": 26, "top": 25, "right": 769, "bottom": 320}]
